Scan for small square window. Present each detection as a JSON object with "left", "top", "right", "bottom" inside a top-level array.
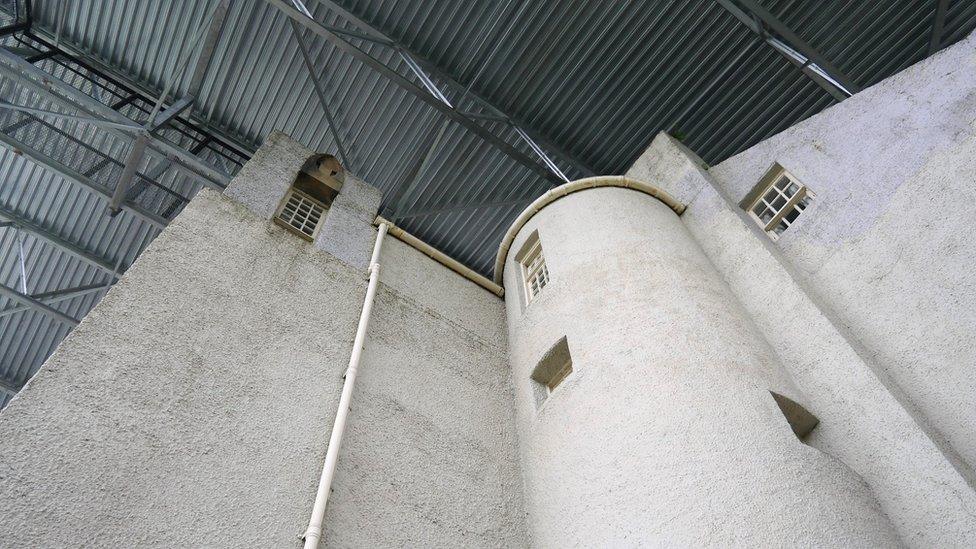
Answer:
[
  {"left": 514, "top": 230, "right": 549, "bottom": 306},
  {"left": 745, "top": 166, "right": 814, "bottom": 240},
  {"left": 273, "top": 168, "right": 339, "bottom": 242},
  {"left": 275, "top": 187, "right": 327, "bottom": 241}
]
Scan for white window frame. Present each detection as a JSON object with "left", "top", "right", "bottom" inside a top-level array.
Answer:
[
  {"left": 746, "top": 166, "right": 814, "bottom": 240},
  {"left": 274, "top": 187, "right": 328, "bottom": 241},
  {"left": 519, "top": 238, "right": 549, "bottom": 306}
]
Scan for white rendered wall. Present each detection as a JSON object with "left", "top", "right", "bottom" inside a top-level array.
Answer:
[
  {"left": 0, "top": 136, "right": 527, "bottom": 547},
  {"left": 628, "top": 134, "right": 976, "bottom": 546},
  {"left": 703, "top": 30, "right": 976, "bottom": 474},
  {"left": 501, "top": 186, "right": 899, "bottom": 547}
]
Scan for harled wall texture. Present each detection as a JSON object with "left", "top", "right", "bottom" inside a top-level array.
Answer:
[
  {"left": 626, "top": 29, "right": 976, "bottom": 547},
  {"left": 708, "top": 29, "right": 976, "bottom": 476},
  {"left": 0, "top": 136, "right": 527, "bottom": 547},
  {"left": 500, "top": 186, "right": 898, "bottom": 547}
]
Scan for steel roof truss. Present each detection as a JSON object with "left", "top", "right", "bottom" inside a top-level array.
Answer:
[
  {"left": 266, "top": 0, "right": 589, "bottom": 184},
  {"left": 716, "top": 0, "right": 859, "bottom": 101}
]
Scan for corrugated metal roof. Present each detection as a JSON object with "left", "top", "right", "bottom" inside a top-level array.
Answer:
[{"left": 1, "top": 0, "right": 974, "bottom": 405}]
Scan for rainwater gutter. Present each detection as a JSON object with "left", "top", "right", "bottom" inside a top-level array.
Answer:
[
  {"left": 493, "top": 175, "right": 684, "bottom": 285},
  {"left": 374, "top": 215, "right": 504, "bottom": 297}
]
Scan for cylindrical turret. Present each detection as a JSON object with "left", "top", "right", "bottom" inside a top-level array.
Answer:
[{"left": 499, "top": 178, "right": 899, "bottom": 546}]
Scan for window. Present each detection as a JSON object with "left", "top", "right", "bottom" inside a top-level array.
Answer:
[
  {"left": 515, "top": 230, "right": 549, "bottom": 305},
  {"left": 746, "top": 166, "right": 814, "bottom": 239},
  {"left": 273, "top": 156, "right": 342, "bottom": 241},
  {"left": 531, "top": 337, "right": 573, "bottom": 407},
  {"left": 276, "top": 187, "right": 327, "bottom": 240}
]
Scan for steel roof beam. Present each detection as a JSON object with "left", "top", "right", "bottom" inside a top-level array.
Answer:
[
  {"left": 716, "top": 0, "right": 860, "bottom": 100},
  {"left": 0, "top": 282, "right": 80, "bottom": 326},
  {"left": 0, "top": 100, "right": 144, "bottom": 130},
  {"left": 109, "top": 133, "right": 149, "bottom": 214},
  {"left": 185, "top": 0, "right": 230, "bottom": 101},
  {"left": 0, "top": 377, "right": 17, "bottom": 397},
  {"left": 289, "top": 18, "right": 351, "bottom": 168},
  {"left": 22, "top": 25, "right": 255, "bottom": 161},
  {"left": 349, "top": 0, "right": 585, "bottom": 179},
  {"left": 0, "top": 283, "right": 107, "bottom": 319},
  {"left": 114, "top": 1, "right": 229, "bottom": 214},
  {"left": 514, "top": 125, "right": 569, "bottom": 183},
  {"left": 387, "top": 118, "right": 450, "bottom": 218},
  {"left": 266, "top": 0, "right": 563, "bottom": 185},
  {"left": 15, "top": 228, "right": 27, "bottom": 292},
  {"left": 0, "top": 47, "right": 230, "bottom": 188},
  {"left": 0, "top": 128, "right": 169, "bottom": 228},
  {"left": 732, "top": 0, "right": 860, "bottom": 93},
  {"left": 929, "top": 0, "right": 949, "bottom": 55},
  {"left": 295, "top": 0, "right": 571, "bottom": 146},
  {"left": 109, "top": 97, "right": 191, "bottom": 215},
  {"left": 264, "top": 0, "right": 594, "bottom": 182},
  {"left": 458, "top": 111, "right": 507, "bottom": 122},
  {"left": 0, "top": 204, "right": 122, "bottom": 275},
  {"left": 124, "top": 138, "right": 210, "bottom": 205},
  {"left": 150, "top": 97, "right": 194, "bottom": 131},
  {"left": 147, "top": 1, "right": 228, "bottom": 123}
]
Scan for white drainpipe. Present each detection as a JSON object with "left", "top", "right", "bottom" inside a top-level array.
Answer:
[{"left": 303, "top": 222, "right": 389, "bottom": 549}]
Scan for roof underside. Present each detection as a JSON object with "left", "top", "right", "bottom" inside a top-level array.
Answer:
[{"left": 1, "top": 0, "right": 974, "bottom": 405}]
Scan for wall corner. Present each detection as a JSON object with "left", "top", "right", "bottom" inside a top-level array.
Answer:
[{"left": 625, "top": 131, "right": 712, "bottom": 205}]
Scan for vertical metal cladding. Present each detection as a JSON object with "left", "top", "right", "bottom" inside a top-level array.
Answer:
[{"left": 501, "top": 183, "right": 900, "bottom": 546}]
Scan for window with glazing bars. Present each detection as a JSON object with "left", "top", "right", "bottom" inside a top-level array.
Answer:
[
  {"left": 276, "top": 187, "right": 326, "bottom": 241},
  {"left": 748, "top": 167, "right": 814, "bottom": 239},
  {"left": 521, "top": 239, "right": 549, "bottom": 304}
]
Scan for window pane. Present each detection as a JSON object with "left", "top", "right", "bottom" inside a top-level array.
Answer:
[{"left": 748, "top": 168, "right": 812, "bottom": 239}]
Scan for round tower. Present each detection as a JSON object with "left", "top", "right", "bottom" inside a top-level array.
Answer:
[{"left": 497, "top": 177, "right": 898, "bottom": 546}]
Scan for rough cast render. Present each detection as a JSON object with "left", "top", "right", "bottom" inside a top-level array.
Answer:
[{"left": 0, "top": 26, "right": 974, "bottom": 549}]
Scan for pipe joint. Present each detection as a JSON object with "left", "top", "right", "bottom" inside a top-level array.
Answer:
[{"left": 303, "top": 529, "right": 322, "bottom": 545}]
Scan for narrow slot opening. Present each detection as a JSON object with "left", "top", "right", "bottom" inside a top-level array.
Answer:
[{"left": 770, "top": 391, "right": 819, "bottom": 440}]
